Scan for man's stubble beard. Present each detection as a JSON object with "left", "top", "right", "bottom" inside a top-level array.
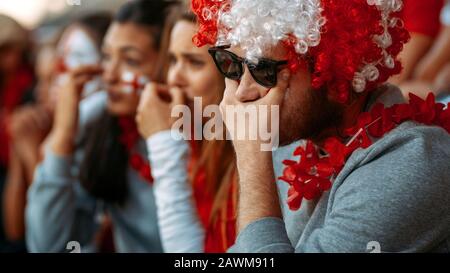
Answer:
[{"left": 278, "top": 86, "right": 344, "bottom": 147}]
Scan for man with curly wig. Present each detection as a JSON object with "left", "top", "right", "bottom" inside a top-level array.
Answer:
[{"left": 191, "top": 0, "right": 450, "bottom": 252}]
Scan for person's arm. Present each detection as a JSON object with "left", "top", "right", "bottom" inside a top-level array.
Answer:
[
  {"left": 390, "top": 0, "right": 444, "bottom": 84},
  {"left": 235, "top": 148, "right": 282, "bottom": 233},
  {"left": 389, "top": 33, "right": 434, "bottom": 85},
  {"left": 434, "top": 63, "right": 450, "bottom": 92},
  {"left": 216, "top": 69, "right": 289, "bottom": 253},
  {"left": 413, "top": 26, "right": 450, "bottom": 82},
  {"left": 25, "top": 147, "right": 81, "bottom": 252},
  {"left": 26, "top": 65, "right": 102, "bottom": 253},
  {"left": 7, "top": 105, "right": 53, "bottom": 186},
  {"left": 146, "top": 130, "right": 206, "bottom": 253},
  {"left": 136, "top": 83, "right": 207, "bottom": 252},
  {"left": 26, "top": 130, "right": 99, "bottom": 253},
  {"left": 397, "top": 27, "right": 450, "bottom": 99},
  {"left": 2, "top": 148, "right": 27, "bottom": 241}
]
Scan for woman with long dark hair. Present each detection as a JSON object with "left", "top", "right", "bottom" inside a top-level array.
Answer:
[{"left": 26, "top": 0, "right": 175, "bottom": 253}]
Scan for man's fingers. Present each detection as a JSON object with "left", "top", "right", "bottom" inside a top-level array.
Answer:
[
  {"left": 222, "top": 78, "right": 241, "bottom": 107},
  {"left": 223, "top": 78, "right": 238, "bottom": 101},
  {"left": 264, "top": 69, "right": 290, "bottom": 104}
]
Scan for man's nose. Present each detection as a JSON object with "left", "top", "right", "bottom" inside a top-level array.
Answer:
[{"left": 234, "top": 68, "right": 268, "bottom": 102}]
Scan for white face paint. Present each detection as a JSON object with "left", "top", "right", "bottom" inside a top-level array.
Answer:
[
  {"left": 120, "top": 71, "right": 150, "bottom": 95},
  {"left": 57, "top": 27, "right": 102, "bottom": 97}
]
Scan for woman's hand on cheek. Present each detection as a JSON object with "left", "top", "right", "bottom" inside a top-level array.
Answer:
[
  {"left": 136, "top": 83, "right": 184, "bottom": 139},
  {"left": 51, "top": 65, "right": 102, "bottom": 155}
]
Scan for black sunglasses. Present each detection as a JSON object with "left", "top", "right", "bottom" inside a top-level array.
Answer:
[{"left": 208, "top": 45, "right": 288, "bottom": 88}]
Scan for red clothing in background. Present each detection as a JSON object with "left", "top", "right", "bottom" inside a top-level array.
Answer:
[
  {"left": 189, "top": 141, "right": 237, "bottom": 253},
  {"left": 401, "top": 0, "right": 444, "bottom": 38},
  {"left": 193, "top": 169, "right": 237, "bottom": 253},
  {"left": 0, "top": 66, "right": 34, "bottom": 167}
]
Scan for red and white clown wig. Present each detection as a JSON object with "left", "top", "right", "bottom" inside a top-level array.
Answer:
[{"left": 191, "top": 0, "right": 410, "bottom": 103}]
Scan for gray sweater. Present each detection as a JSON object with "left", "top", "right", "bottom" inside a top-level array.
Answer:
[
  {"left": 25, "top": 92, "right": 162, "bottom": 253},
  {"left": 232, "top": 86, "right": 450, "bottom": 253}
]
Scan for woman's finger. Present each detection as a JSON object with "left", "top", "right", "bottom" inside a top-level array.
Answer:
[
  {"left": 169, "top": 86, "right": 184, "bottom": 107},
  {"left": 138, "top": 83, "right": 159, "bottom": 111},
  {"left": 72, "top": 74, "right": 96, "bottom": 91}
]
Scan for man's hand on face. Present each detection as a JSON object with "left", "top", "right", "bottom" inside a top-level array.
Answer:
[
  {"left": 219, "top": 68, "right": 291, "bottom": 156},
  {"left": 220, "top": 68, "right": 291, "bottom": 232}
]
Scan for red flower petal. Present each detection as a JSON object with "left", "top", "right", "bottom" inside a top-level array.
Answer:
[
  {"left": 392, "top": 103, "right": 413, "bottom": 123},
  {"left": 293, "top": 145, "right": 305, "bottom": 156},
  {"left": 140, "top": 164, "right": 153, "bottom": 183},
  {"left": 130, "top": 154, "right": 143, "bottom": 169},
  {"left": 279, "top": 166, "right": 297, "bottom": 183},
  {"left": 316, "top": 162, "right": 335, "bottom": 177},
  {"left": 287, "top": 187, "right": 303, "bottom": 211},
  {"left": 303, "top": 180, "right": 321, "bottom": 200},
  {"left": 319, "top": 179, "right": 332, "bottom": 191},
  {"left": 282, "top": 160, "right": 297, "bottom": 166}
]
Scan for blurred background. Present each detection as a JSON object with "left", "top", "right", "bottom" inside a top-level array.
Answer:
[
  {"left": 0, "top": 0, "right": 131, "bottom": 253},
  {"left": 0, "top": 0, "right": 127, "bottom": 44}
]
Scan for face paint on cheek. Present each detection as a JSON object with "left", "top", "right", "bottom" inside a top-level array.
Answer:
[{"left": 120, "top": 71, "right": 150, "bottom": 95}]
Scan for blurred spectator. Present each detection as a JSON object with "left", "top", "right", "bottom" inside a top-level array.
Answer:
[
  {"left": 396, "top": 0, "right": 450, "bottom": 101},
  {"left": 390, "top": 0, "right": 444, "bottom": 85},
  {"left": 0, "top": 14, "right": 34, "bottom": 173},
  {"left": 2, "top": 12, "right": 111, "bottom": 251},
  {"left": 0, "top": 14, "right": 34, "bottom": 252}
]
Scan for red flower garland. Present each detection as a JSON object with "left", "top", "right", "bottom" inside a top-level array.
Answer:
[
  {"left": 118, "top": 117, "right": 153, "bottom": 184},
  {"left": 279, "top": 93, "right": 450, "bottom": 211}
]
